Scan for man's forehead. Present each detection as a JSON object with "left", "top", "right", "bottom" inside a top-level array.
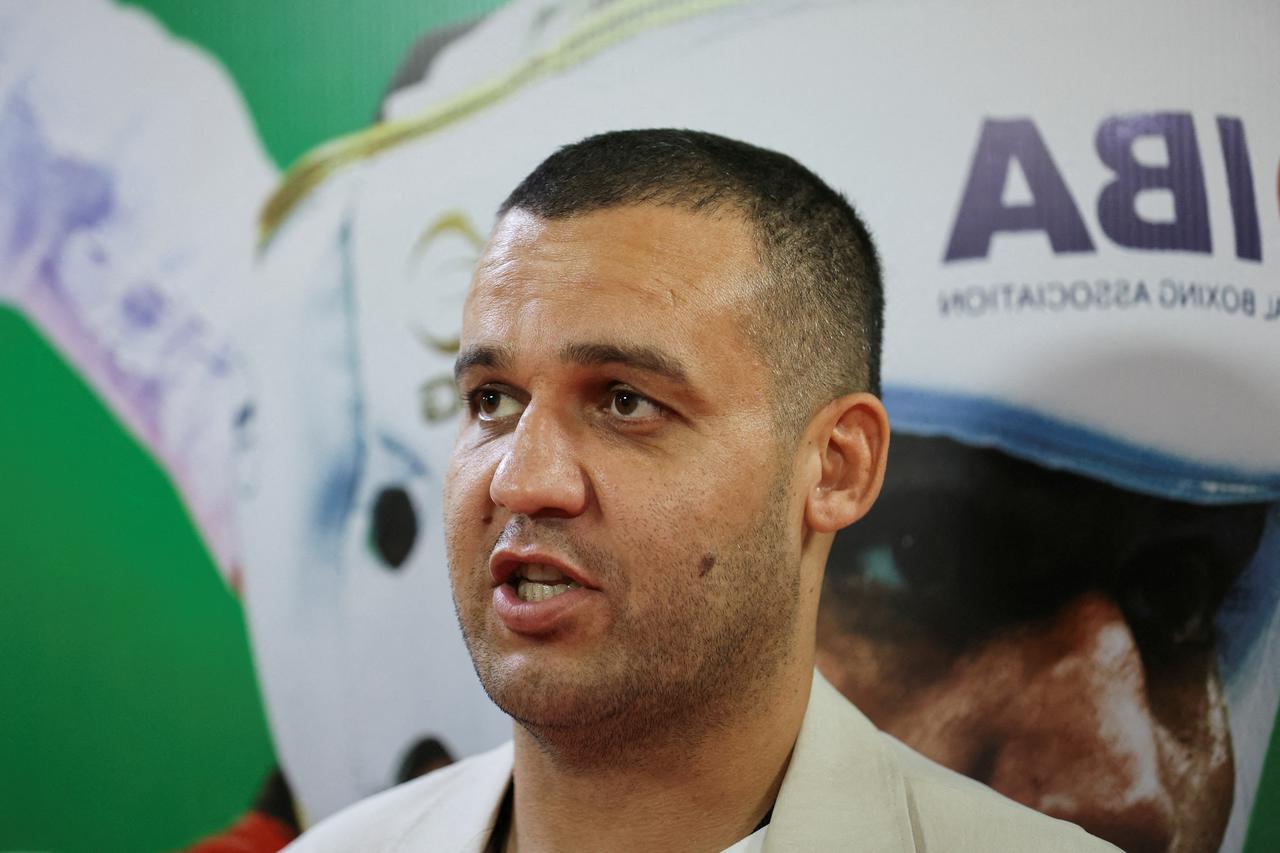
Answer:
[
  {"left": 455, "top": 206, "right": 771, "bottom": 400},
  {"left": 467, "top": 205, "right": 762, "bottom": 311}
]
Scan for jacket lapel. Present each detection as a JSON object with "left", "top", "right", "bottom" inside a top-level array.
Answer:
[
  {"left": 407, "top": 741, "right": 514, "bottom": 853},
  {"left": 764, "top": 672, "right": 917, "bottom": 852}
]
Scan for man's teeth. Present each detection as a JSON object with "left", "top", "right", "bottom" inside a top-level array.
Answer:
[
  {"left": 516, "top": 580, "right": 579, "bottom": 602},
  {"left": 513, "top": 563, "right": 581, "bottom": 602}
]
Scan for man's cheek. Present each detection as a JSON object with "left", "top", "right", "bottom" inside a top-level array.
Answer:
[
  {"left": 443, "top": 449, "right": 493, "bottom": 535},
  {"left": 1146, "top": 654, "right": 1234, "bottom": 848},
  {"left": 1143, "top": 647, "right": 1227, "bottom": 750}
]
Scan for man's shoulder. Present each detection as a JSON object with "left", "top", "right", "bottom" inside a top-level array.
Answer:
[
  {"left": 880, "top": 734, "right": 1119, "bottom": 852},
  {"left": 285, "top": 741, "right": 513, "bottom": 853}
]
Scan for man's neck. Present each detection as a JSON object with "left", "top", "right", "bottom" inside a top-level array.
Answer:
[{"left": 502, "top": 662, "right": 814, "bottom": 853}]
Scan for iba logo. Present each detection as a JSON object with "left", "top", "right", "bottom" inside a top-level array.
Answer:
[{"left": 944, "top": 113, "right": 1264, "bottom": 263}]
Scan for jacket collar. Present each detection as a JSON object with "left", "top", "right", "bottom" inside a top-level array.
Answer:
[{"left": 440, "top": 671, "right": 916, "bottom": 852}]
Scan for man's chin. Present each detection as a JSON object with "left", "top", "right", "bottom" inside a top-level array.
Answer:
[{"left": 469, "top": 648, "right": 639, "bottom": 733}]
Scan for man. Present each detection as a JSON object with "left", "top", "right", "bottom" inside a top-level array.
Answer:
[
  {"left": 286, "top": 129, "right": 1114, "bottom": 852},
  {"left": 819, "top": 433, "right": 1271, "bottom": 853}
]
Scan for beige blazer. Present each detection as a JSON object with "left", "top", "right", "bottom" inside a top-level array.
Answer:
[{"left": 288, "top": 672, "right": 1118, "bottom": 852}]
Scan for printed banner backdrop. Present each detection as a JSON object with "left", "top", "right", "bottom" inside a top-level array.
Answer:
[{"left": 2, "top": 1, "right": 1278, "bottom": 851}]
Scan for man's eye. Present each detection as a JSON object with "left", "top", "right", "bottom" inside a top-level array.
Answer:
[
  {"left": 609, "top": 388, "right": 660, "bottom": 419},
  {"left": 471, "top": 388, "right": 523, "bottom": 420},
  {"left": 1117, "top": 547, "right": 1223, "bottom": 654}
]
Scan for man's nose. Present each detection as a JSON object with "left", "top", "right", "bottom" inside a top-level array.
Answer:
[
  {"left": 983, "top": 592, "right": 1176, "bottom": 853},
  {"left": 488, "top": 404, "right": 590, "bottom": 519}
]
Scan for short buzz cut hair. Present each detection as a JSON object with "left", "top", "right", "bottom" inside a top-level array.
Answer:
[{"left": 497, "top": 129, "right": 883, "bottom": 438}]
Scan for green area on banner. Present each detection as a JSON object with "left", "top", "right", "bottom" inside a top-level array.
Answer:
[
  {"left": 1248, "top": 720, "right": 1280, "bottom": 852},
  {"left": 0, "top": 310, "right": 272, "bottom": 852},
  {"left": 127, "top": 0, "right": 506, "bottom": 170},
  {"left": 0, "top": 1, "right": 500, "bottom": 850}
]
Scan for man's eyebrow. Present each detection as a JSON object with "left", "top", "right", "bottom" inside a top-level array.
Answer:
[
  {"left": 454, "top": 344, "right": 511, "bottom": 381},
  {"left": 559, "top": 342, "right": 689, "bottom": 382}
]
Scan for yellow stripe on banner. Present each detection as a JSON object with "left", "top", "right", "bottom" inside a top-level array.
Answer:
[{"left": 259, "top": 0, "right": 744, "bottom": 248}]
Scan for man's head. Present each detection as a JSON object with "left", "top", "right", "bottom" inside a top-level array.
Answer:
[
  {"left": 817, "top": 434, "right": 1271, "bottom": 853},
  {"left": 443, "top": 129, "right": 888, "bottom": 757},
  {"left": 497, "top": 128, "right": 884, "bottom": 439}
]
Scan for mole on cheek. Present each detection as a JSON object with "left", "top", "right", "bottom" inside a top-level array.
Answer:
[{"left": 699, "top": 553, "right": 716, "bottom": 577}]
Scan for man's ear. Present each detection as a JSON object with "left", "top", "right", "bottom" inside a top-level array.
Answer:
[{"left": 804, "top": 393, "right": 889, "bottom": 533}]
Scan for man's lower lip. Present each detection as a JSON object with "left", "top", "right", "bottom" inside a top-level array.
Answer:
[{"left": 492, "top": 583, "right": 592, "bottom": 634}]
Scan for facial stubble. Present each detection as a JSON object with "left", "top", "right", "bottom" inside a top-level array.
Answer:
[{"left": 449, "top": 476, "right": 801, "bottom": 769}]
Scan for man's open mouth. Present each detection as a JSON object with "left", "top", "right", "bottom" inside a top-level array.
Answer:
[{"left": 511, "top": 563, "right": 582, "bottom": 602}]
